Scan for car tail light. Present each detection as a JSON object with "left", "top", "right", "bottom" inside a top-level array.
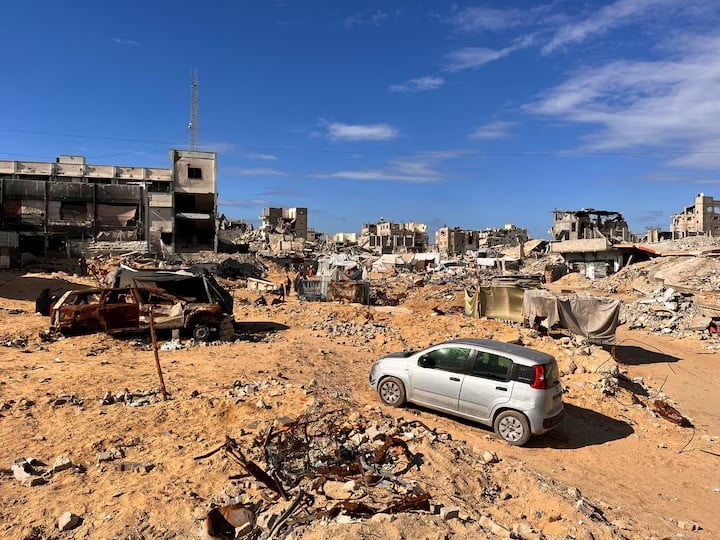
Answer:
[{"left": 531, "top": 364, "right": 546, "bottom": 389}]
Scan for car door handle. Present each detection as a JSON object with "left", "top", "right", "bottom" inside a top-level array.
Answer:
[
  {"left": 449, "top": 377, "right": 461, "bottom": 382},
  {"left": 495, "top": 386, "right": 507, "bottom": 391}
]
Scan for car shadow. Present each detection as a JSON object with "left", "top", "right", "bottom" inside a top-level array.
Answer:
[
  {"left": 611, "top": 344, "right": 680, "bottom": 365},
  {"left": 403, "top": 402, "right": 634, "bottom": 449},
  {"left": 234, "top": 321, "right": 289, "bottom": 334},
  {"left": 527, "top": 403, "right": 634, "bottom": 449}
]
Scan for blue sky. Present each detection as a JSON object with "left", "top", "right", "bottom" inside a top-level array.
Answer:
[{"left": 2, "top": 1, "right": 720, "bottom": 239}]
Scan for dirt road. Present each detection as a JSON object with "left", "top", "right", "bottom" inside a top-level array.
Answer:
[{"left": 0, "top": 272, "right": 718, "bottom": 539}]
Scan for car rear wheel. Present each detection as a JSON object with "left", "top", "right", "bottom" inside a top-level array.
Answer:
[
  {"left": 378, "top": 377, "right": 406, "bottom": 407},
  {"left": 192, "top": 323, "right": 211, "bottom": 342},
  {"left": 494, "top": 410, "right": 531, "bottom": 446}
]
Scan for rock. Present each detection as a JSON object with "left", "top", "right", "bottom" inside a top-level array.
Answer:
[
  {"left": 677, "top": 520, "right": 701, "bottom": 531},
  {"left": 323, "top": 480, "right": 354, "bottom": 499},
  {"left": 12, "top": 458, "right": 37, "bottom": 481},
  {"left": 369, "top": 513, "right": 391, "bottom": 522},
  {"left": 97, "top": 451, "right": 116, "bottom": 463},
  {"left": 365, "top": 425, "right": 383, "bottom": 441},
  {"left": 479, "top": 516, "right": 511, "bottom": 537},
  {"left": 256, "top": 399, "right": 268, "bottom": 410},
  {"left": 58, "top": 512, "right": 81, "bottom": 531},
  {"left": 440, "top": 507, "right": 460, "bottom": 520},
  {"left": 51, "top": 456, "right": 74, "bottom": 473},
  {"left": 512, "top": 522, "right": 535, "bottom": 537},
  {"left": 568, "top": 362, "right": 577, "bottom": 374},
  {"left": 567, "top": 486, "right": 581, "bottom": 499},
  {"left": 119, "top": 461, "right": 155, "bottom": 473},
  {"left": 483, "top": 450, "right": 499, "bottom": 464}
]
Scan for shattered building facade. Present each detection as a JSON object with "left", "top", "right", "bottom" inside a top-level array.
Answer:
[
  {"left": 359, "top": 220, "right": 428, "bottom": 254},
  {"left": 435, "top": 224, "right": 528, "bottom": 256},
  {"left": 0, "top": 150, "right": 218, "bottom": 259},
  {"left": 260, "top": 207, "right": 308, "bottom": 239},
  {"left": 670, "top": 193, "right": 720, "bottom": 239},
  {"left": 550, "top": 209, "right": 632, "bottom": 278}
]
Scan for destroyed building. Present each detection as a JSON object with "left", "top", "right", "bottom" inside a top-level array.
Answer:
[
  {"left": 670, "top": 193, "right": 720, "bottom": 239},
  {"left": 0, "top": 150, "right": 218, "bottom": 262},
  {"left": 436, "top": 224, "right": 528, "bottom": 256},
  {"left": 260, "top": 207, "right": 308, "bottom": 239},
  {"left": 359, "top": 220, "right": 428, "bottom": 254},
  {"left": 550, "top": 209, "right": 632, "bottom": 278}
]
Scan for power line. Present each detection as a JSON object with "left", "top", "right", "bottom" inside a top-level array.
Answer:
[{"left": 1, "top": 127, "right": 720, "bottom": 158}]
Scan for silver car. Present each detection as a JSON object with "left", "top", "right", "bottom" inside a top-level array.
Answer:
[{"left": 368, "top": 338, "right": 564, "bottom": 445}]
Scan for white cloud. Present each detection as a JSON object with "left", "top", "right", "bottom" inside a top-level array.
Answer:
[
  {"left": 527, "top": 34, "right": 720, "bottom": 168},
  {"left": 325, "top": 121, "right": 399, "bottom": 141},
  {"left": 389, "top": 76, "right": 445, "bottom": 93},
  {"left": 246, "top": 152, "right": 278, "bottom": 161},
  {"left": 444, "top": 36, "right": 536, "bottom": 71},
  {"left": 219, "top": 198, "right": 270, "bottom": 208},
  {"left": 224, "top": 167, "right": 289, "bottom": 177},
  {"left": 313, "top": 153, "right": 465, "bottom": 183},
  {"left": 542, "top": 0, "right": 677, "bottom": 54},
  {"left": 446, "top": 6, "right": 529, "bottom": 32},
  {"left": 469, "top": 121, "right": 515, "bottom": 140},
  {"left": 112, "top": 37, "right": 140, "bottom": 46},
  {"left": 345, "top": 9, "right": 390, "bottom": 28}
]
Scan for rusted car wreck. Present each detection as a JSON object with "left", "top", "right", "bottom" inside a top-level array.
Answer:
[{"left": 50, "top": 269, "right": 235, "bottom": 341}]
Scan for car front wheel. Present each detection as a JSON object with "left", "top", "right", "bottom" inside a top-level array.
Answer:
[
  {"left": 192, "top": 323, "right": 211, "bottom": 342},
  {"left": 494, "top": 410, "right": 531, "bottom": 446},
  {"left": 378, "top": 377, "right": 406, "bottom": 407}
]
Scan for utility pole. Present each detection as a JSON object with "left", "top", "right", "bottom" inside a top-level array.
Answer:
[{"left": 189, "top": 69, "right": 200, "bottom": 150}]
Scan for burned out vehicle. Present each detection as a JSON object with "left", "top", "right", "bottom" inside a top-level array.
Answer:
[{"left": 50, "top": 269, "right": 235, "bottom": 341}]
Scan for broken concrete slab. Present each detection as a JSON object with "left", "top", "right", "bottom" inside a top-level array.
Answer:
[{"left": 58, "top": 511, "right": 81, "bottom": 531}]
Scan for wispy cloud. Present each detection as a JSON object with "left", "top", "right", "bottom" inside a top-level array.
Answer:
[
  {"left": 444, "top": 36, "right": 536, "bottom": 72},
  {"left": 469, "top": 121, "right": 515, "bottom": 140},
  {"left": 446, "top": 6, "right": 530, "bottom": 33},
  {"left": 345, "top": 9, "right": 391, "bottom": 28},
  {"left": 223, "top": 167, "right": 289, "bottom": 177},
  {"left": 527, "top": 34, "right": 720, "bottom": 168},
  {"left": 542, "top": 0, "right": 678, "bottom": 54},
  {"left": 389, "top": 76, "right": 445, "bottom": 93},
  {"left": 200, "top": 142, "right": 236, "bottom": 153},
  {"left": 313, "top": 153, "right": 463, "bottom": 184},
  {"left": 219, "top": 198, "right": 270, "bottom": 208},
  {"left": 262, "top": 187, "right": 304, "bottom": 197},
  {"left": 323, "top": 121, "right": 399, "bottom": 142},
  {"left": 112, "top": 37, "right": 140, "bottom": 47},
  {"left": 246, "top": 152, "right": 278, "bottom": 161}
]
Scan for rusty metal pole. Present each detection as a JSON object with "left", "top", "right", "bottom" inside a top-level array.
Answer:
[{"left": 148, "top": 307, "right": 169, "bottom": 401}]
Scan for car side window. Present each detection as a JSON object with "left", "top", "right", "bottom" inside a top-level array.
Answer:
[
  {"left": 421, "top": 347, "right": 471, "bottom": 373},
  {"left": 471, "top": 352, "right": 513, "bottom": 381}
]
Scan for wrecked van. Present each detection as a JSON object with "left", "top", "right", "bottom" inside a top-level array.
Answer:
[{"left": 50, "top": 286, "right": 234, "bottom": 341}]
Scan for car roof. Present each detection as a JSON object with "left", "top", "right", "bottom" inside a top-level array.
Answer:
[{"left": 444, "top": 338, "right": 555, "bottom": 364}]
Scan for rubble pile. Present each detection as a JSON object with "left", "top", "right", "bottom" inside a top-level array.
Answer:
[
  {"left": 195, "top": 384, "right": 618, "bottom": 540},
  {"left": 620, "top": 287, "right": 712, "bottom": 337}
]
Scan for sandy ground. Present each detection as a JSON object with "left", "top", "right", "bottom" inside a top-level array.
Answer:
[{"left": 0, "top": 270, "right": 718, "bottom": 539}]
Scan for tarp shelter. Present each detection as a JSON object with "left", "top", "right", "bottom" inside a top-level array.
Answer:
[
  {"left": 371, "top": 254, "right": 407, "bottom": 272},
  {"left": 522, "top": 289, "right": 620, "bottom": 345},
  {"left": 113, "top": 266, "right": 234, "bottom": 313},
  {"left": 465, "top": 286, "right": 525, "bottom": 323}
]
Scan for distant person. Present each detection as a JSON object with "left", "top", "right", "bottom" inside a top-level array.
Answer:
[
  {"left": 285, "top": 276, "right": 292, "bottom": 296},
  {"left": 78, "top": 257, "right": 88, "bottom": 277},
  {"left": 35, "top": 288, "right": 52, "bottom": 316}
]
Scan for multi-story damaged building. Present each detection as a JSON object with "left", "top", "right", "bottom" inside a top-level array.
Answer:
[
  {"left": 359, "top": 220, "right": 428, "bottom": 254},
  {"left": 0, "top": 150, "right": 218, "bottom": 260},
  {"left": 435, "top": 224, "right": 528, "bottom": 256},
  {"left": 670, "top": 193, "right": 720, "bottom": 239},
  {"left": 550, "top": 208, "right": 632, "bottom": 277},
  {"left": 551, "top": 209, "right": 631, "bottom": 243},
  {"left": 260, "top": 207, "right": 308, "bottom": 239}
]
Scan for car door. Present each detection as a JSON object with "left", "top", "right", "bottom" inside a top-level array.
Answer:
[
  {"left": 409, "top": 346, "right": 473, "bottom": 412},
  {"left": 458, "top": 350, "right": 515, "bottom": 422},
  {"left": 98, "top": 289, "right": 140, "bottom": 332}
]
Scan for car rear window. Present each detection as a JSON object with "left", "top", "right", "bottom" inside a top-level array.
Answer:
[
  {"left": 545, "top": 360, "right": 560, "bottom": 386},
  {"left": 513, "top": 364, "right": 535, "bottom": 384}
]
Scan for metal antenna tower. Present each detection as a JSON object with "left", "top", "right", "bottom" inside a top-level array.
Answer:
[{"left": 189, "top": 69, "right": 200, "bottom": 150}]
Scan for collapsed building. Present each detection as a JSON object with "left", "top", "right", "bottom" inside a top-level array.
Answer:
[
  {"left": 358, "top": 220, "right": 428, "bottom": 254},
  {"left": 0, "top": 150, "right": 218, "bottom": 264},
  {"left": 549, "top": 209, "right": 632, "bottom": 278},
  {"left": 435, "top": 224, "right": 528, "bottom": 256},
  {"left": 671, "top": 193, "right": 720, "bottom": 239}
]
